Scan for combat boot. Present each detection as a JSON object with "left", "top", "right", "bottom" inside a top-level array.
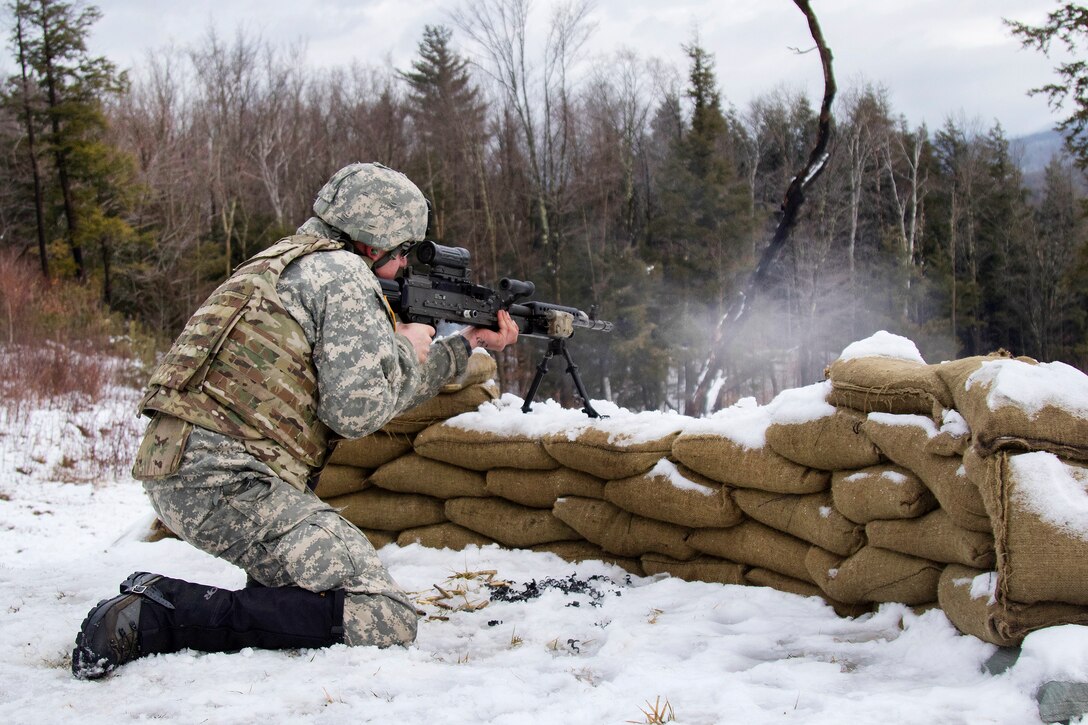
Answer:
[{"left": 72, "top": 571, "right": 345, "bottom": 680}]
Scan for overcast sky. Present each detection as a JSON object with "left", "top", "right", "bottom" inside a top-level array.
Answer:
[{"left": 73, "top": 0, "right": 1064, "bottom": 137}]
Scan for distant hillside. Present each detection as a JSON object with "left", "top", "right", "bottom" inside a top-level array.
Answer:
[
  {"left": 1012, "top": 128, "right": 1066, "bottom": 174},
  {"left": 1010, "top": 128, "right": 1083, "bottom": 197}
]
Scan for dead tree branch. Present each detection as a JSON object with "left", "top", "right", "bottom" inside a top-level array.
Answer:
[{"left": 687, "top": 0, "right": 836, "bottom": 416}]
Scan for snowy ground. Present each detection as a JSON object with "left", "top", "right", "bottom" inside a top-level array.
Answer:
[
  {"left": 1, "top": 355, "right": 1085, "bottom": 725},
  {"left": 0, "top": 473, "right": 1074, "bottom": 725}
]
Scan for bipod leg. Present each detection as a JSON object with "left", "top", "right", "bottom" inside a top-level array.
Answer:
[
  {"left": 559, "top": 343, "right": 604, "bottom": 419},
  {"left": 521, "top": 339, "right": 559, "bottom": 414}
]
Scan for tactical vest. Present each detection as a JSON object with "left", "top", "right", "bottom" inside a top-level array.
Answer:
[{"left": 133, "top": 235, "right": 351, "bottom": 491}]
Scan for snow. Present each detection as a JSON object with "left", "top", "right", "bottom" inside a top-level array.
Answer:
[
  {"left": 867, "top": 412, "right": 940, "bottom": 438},
  {"left": 3, "top": 340, "right": 1087, "bottom": 724},
  {"left": 0, "top": 475, "right": 1054, "bottom": 724},
  {"left": 1009, "top": 451, "right": 1088, "bottom": 542},
  {"left": 837, "top": 331, "right": 926, "bottom": 364},
  {"left": 969, "top": 572, "right": 998, "bottom": 606},
  {"left": 1015, "top": 625, "right": 1088, "bottom": 685},
  {"left": 967, "top": 359, "right": 1088, "bottom": 418},
  {"left": 941, "top": 409, "right": 970, "bottom": 438},
  {"left": 767, "top": 381, "right": 836, "bottom": 425},
  {"left": 447, "top": 394, "right": 688, "bottom": 445},
  {"left": 647, "top": 459, "right": 716, "bottom": 496}
]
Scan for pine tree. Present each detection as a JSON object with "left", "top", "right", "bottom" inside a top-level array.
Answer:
[
  {"left": 4, "top": 0, "right": 133, "bottom": 292},
  {"left": 1007, "top": 4, "right": 1088, "bottom": 171},
  {"left": 400, "top": 25, "right": 488, "bottom": 256}
]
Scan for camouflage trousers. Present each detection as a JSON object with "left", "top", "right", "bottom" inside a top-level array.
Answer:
[{"left": 144, "top": 474, "right": 418, "bottom": 648}]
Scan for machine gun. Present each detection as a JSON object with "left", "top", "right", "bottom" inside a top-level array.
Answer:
[{"left": 377, "top": 241, "right": 613, "bottom": 417}]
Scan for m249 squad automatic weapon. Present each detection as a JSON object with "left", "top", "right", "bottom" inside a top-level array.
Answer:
[{"left": 378, "top": 241, "right": 612, "bottom": 417}]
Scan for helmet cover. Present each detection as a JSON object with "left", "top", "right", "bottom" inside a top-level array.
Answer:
[{"left": 312, "top": 162, "right": 428, "bottom": 251}]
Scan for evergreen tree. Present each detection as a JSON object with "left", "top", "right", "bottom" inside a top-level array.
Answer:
[
  {"left": 4, "top": 0, "right": 134, "bottom": 294},
  {"left": 1007, "top": 3, "right": 1088, "bottom": 171},
  {"left": 400, "top": 25, "right": 489, "bottom": 260}
]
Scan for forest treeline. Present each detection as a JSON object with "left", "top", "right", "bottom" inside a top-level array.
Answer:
[{"left": 2, "top": 0, "right": 1086, "bottom": 414}]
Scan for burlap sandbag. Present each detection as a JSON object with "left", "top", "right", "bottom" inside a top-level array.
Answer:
[
  {"left": 361, "top": 529, "right": 397, "bottom": 549},
  {"left": 384, "top": 381, "right": 500, "bottom": 434},
  {"left": 972, "top": 450, "right": 1088, "bottom": 606},
  {"left": 830, "top": 465, "right": 937, "bottom": 523},
  {"left": 827, "top": 356, "right": 953, "bottom": 417},
  {"left": 414, "top": 422, "right": 559, "bottom": 471},
  {"left": 485, "top": 467, "right": 605, "bottom": 508},
  {"left": 441, "top": 350, "right": 498, "bottom": 393},
  {"left": 329, "top": 431, "right": 413, "bottom": 469},
  {"left": 326, "top": 489, "right": 446, "bottom": 531},
  {"left": 672, "top": 432, "right": 829, "bottom": 494},
  {"left": 542, "top": 429, "right": 678, "bottom": 480},
  {"left": 866, "top": 509, "right": 995, "bottom": 568},
  {"left": 940, "top": 565, "right": 1088, "bottom": 645},
  {"left": 806, "top": 545, "right": 942, "bottom": 605},
  {"left": 687, "top": 521, "right": 813, "bottom": 583},
  {"left": 862, "top": 413, "right": 990, "bottom": 532},
  {"left": 396, "top": 522, "right": 496, "bottom": 550},
  {"left": 531, "top": 540, "right": 645, "bottom": 576},
  {"left": 924, "top": 410, "right": 972, "bottom": 458},
  {"left": 765, "top": 408, "right": 882, "bottom": 471},
  {"left": 604, "top": 460, "right": 743, "bottom": 529},
  {"left": 938, "top": 565, "right": 1022, "bottom": 646},
  {"left": 642, "top": 554, "right": 746, "bottom": 585},
  {"left": 937, "top": 355, "right": 1088, "bottom": 462},
  {"left": 734, "top": 489, "right": 865, "bottom": 557},
  {"left": 552, "top": 496, "right": 696, "bottom": 560},
  {"left": 369, "top": 453, "right": 488, "bottom": 498},
  {"left": 445, "top": 497, "right": 579, "bottom": 548},
  {"left": 313, "top": 464, "right": 371, "bottom": 499},
  {"left": 745, "top": 567, "right": 873, "bottom": 618}
]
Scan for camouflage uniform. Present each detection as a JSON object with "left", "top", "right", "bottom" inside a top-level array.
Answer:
[{"left": 134, "top": 165, "right": 469, "bottom": 648}]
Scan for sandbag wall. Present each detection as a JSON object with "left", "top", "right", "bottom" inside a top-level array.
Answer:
[{"left": 320, "top": 339, "right": 1088, "bottom": 647}]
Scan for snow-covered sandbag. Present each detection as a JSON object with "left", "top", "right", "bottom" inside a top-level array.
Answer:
[
  {"left": 830, "top": 465, "right": 937, "bottom": 523},
  {"left": 641, "top": 554, "right": 746, "bottom": 585},
  {"left": 326, "top": 488, "right": 445, "bottom": 531},
  {"left": 970, "top": 450, "right": 1088, "bottom": 606},
  {"left": 445, "top": 497, "right": 579, "bottom": 548},
  {"left": 938, "top": 566, "right": 1021, "bottom": 646},
  {"left": 328, "top": 430, "right": 413, "bottom": 469},
  {"left": 552, "top": 496, "right": 696, "bottom": 560},
  {"left": 413, "top": 423, "right": 559, "bottom": 471},
  {"left": 938, "top": 356, "right": 1088, "bottom": 462},
  {"left": 766, "top": 407, "right": 882, "bottom": 471},
  {"left": 383, "top": 381, "right": 500, "bottom": 434},
  {"left": 543, "top": 428, "right": 679, "bottom": 480},
  {"left": 485, "top": 467, "right": 605, "bottom": 508},
  {"left": 687, "top": 520, "right": 813, "bottom": 583},
  {"left": 733, "top": 489, "right": 865, "bottom": 557},
  {"left": 370, "top": 453, "right": 487, "bottom": 498},
  {"left": 806, "top": 545, "right": 942, "bottom": 605},
  {"left": 672, "top": 399, "right": 829, "bottom": 494},
  {"left": 866, "top": 509, "right": 994, "bottom": 568},
  {"left": 396, "top": 522, "right": 496, "bottom": 550},
  {"left": 603, "top": 460, "right": 743, "bottom": 528},
  {"left": 862, "top": 413, "right": 990, "bottom": 532},
  {"left": 313, "top": 463, "right": 370, "bottom": 499},
  {"left": 825, "top": 332, "right": 953, "bottom": 417}
]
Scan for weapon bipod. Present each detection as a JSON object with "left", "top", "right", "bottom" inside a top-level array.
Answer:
[{"left": 521, "top": 338, "right": 604, "bottom": 418}]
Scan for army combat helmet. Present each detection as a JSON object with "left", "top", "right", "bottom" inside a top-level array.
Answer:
[{"left": 312, "top": 162, "right": 428, "bottom": 252}]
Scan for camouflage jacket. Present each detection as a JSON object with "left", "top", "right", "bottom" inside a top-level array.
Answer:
[{"left": 133, "top": 232, "right": 469, "bottom": 490}]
